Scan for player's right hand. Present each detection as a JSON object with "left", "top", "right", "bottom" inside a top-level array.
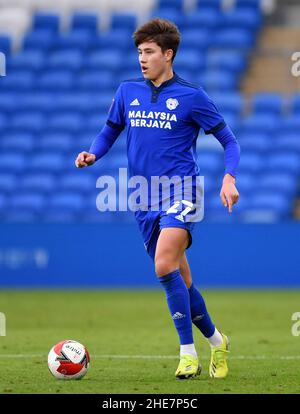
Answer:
[{"left": 75, "top": 152, "right": 96, "bottom": 168}]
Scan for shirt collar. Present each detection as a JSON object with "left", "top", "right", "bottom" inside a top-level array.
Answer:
[{"left": 146, "top": 72, "right": 179, "bottom": 90}]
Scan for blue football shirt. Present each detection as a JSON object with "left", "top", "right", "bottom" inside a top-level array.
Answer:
[{"left": 107, "top": 73, "right": 226, "bottom": 182}]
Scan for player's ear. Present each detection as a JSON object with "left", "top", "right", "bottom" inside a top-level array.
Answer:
[{"left": 165, "top": 49, "right": 173, "bottom": 63}]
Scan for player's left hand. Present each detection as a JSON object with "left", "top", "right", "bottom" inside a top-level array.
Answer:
[{"left": 220, "top": 174, "right": 239, "bottom": 213}]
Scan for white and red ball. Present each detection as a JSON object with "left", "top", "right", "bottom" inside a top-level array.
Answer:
[{"left": 48, "top": 340, "right": 90, "bottom": 380}]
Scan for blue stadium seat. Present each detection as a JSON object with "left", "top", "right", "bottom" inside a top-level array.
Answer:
[
  {"left": 92, "top": 30, "right": 133, "bottom": 52},
  {"left": 238, "top": 152, "right": 263, "bottom": 173},
  {"left": 252, "top": 93, "right": 284, "bottom": 115},
  {"left": 157, "top": 0, "right": 184, "bottom": 11},
  {"left": 211, "top": 93, "right": 243, "bottom": 115},
  {"left": 0, "top": 71, "right": 34, "bottom": 91},
  {"left": 7, "top": 51, "right": 45, "bottom": 72},
  {"left": 10, "top": 193, "right": 46, "bottom": 213},
  {"left": 2, "top": 211, "right": 39, "bottom": 222},
  {"left": 174, "top": 70, "right": 198, "bottom": 83},
  {"left": 56, "top": 31, "right": 93, "bottom": 51},
  {"left": 290, "top": 94, "right": 300, "bottom": 113},
  {"left": 279, "top": 116, "right": 300, "bottom": 133},
  {"left": 77, "top": 134, "right": 95, "bottom": 152},
  {"left": 197, "top": 0, "right": 222, "bottom": 9},
  {"left": 0, "top": 93, "right": 20, "bottom": 113},
  {"left": 0, "top": 153, "right": 25, "bottom": 173},
  {"left": 214, "top": 29, "right": 255, "bottom": 48},
  {"left": 42, "top": 210, "right": 78, "bottom": 222},
  {"left": 21, "top": 174, "right": 56, "bottom": 193},
  {"left": 104, "top": 153, "right": 128, "bottom": 170},
  {"left": 205, "top": 194, "right": 243, "bottom": 223},
  {"left": 87, "top": 50, "right": 123, "bottom": 71},
  {"left": 238, "top": 134, "right": 271, "bottom": 153},
  {"left": 235, "top": 0, "right": 261, "bottom": 10},
  {"left": 47, "top": 50, "right": 84, "bottom": 71},
  {"left": 10, "top": 112, "right": 45, "bottom": 132},
  {"left": 126, "top": 52, "right": 141, "bottom": 72},
  {"left": 38, "top": 70, "right": 74, "bottom": 91},
  {"left": 32, "top": 13, "right": 60, "bottom": 33},
  {"left": 0, "top": 174, "right": 18, "bottom": 193},
  {"left": 274, "top": 134, "right": 300, "bottom": 153},
  {"left": 82, "top": 195, "right": 130, "bottom": 222},
  {"left": 174, "top": 50, "right": 205, "bottom": 72},
  {"left": 206, "top": 193, "right": 241, "bottom": 212},
  {"left": 221, "top": 113, "right": 239, "bottom": 132},
  {"left": 71, "top": 13, "right": 99, "bottom": 34},
  {"left": 197, "top": 152, "right": 223, "bottom": 175},
  {"left": 92, "top": 92, "right": 114, "bottom": 109},
  {"left": 48, "top": 193, "right": 85, "bottom": 212},
  {"left": 220, "top": 8, "right": 262, "bottom": 30},
  {"left": 180, "top": 29, "right": 212, "bottom": 51},
  {"left": 22, "top": 30, "right": 58, "bottom": 51},
  {"left": 181, "top": 9, "right": 221, "bottom": 30},
  {"left": 200, "top": 71, "right": 237, "bottom": 91},
  {"left": 234, "top": 173, "right": 256, "bottom": 193},
  {"left": 151, "top": 8, "right": 184, "bottom": 27},
  {"left": 0, "top": 193, "right": 7, "bottom": 211},
  {"left": 0, "top": 133, "right": 34, "bottom": 152},
  {"left": 21, "top": 93, "right": 57, "bottom": 113},
  {"left": 47, "top": 112, "right": 84, "bottom": 133},
  {"left": 268, "top": 153, "right": 300, "bottom": 174},
  {"left": 247, "top": 193, "right": 291, "bottom": 217},
  {"left": 51, "top": 93, "right": 88, "bottom": 113},
  {"left": 239, "top": 114, "right": 277, "bottom": 134},
  {"left": 0, "top": 35, "right": 11, "bottom": 55},
  {"left": 0, "top": 113, "right": 7, "bottom": 131},
  {"left": 110, "top": 13, "right": 137, "bottom": 32},
  {"left": 207, "top": 51, "right": 247, "bottom": 73},
  {"left": 38, "top": 133, "right": 73, "bottom": 152},
  {"left": 259, "top": 173, "right": 298, "bottom": 197},
  {"left": 118, "top": 69, "right": 143, "bottom": 83},
  {"left": 59, "top": 173, "right": 96, "bottom": 193},
  {"left": 30, "top": 153, "right": 65, "bottom": 173},
  {"left": 86, "top": 113, "right": 108, "bottom": 131},
  {"left": 201, "top": 174, "right": 219, "bottom": 195}
]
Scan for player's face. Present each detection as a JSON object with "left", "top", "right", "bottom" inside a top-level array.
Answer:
[{"left": 138, "top": 41, "right": 172, "bottom": 81}]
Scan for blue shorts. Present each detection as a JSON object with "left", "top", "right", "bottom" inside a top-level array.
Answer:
[{"left": 135, "top": 208, "right": 196, "bottom": 260}]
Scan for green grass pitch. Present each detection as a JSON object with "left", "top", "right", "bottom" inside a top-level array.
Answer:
[{"left": 0, "top": 289, "right": 299, "bottom": 394}]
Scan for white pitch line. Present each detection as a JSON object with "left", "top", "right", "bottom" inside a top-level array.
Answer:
[{"left": 0, "top": 354, "right": 300, "bottom": 360}]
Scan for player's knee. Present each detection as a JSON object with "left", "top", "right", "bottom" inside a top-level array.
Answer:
[{"left": 155, "top": 257, "right": 177, "bottom": 277}]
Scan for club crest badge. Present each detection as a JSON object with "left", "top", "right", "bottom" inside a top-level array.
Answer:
[{"left": 166, "top": 98, "right": 179, "bottom": 110}]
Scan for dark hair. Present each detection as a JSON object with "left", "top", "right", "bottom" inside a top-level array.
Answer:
[{"left": 133, "top": 18, "right": 180, "bottom": 62}]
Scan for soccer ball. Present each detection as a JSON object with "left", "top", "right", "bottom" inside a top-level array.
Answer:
[{"left": 47, "top": 339, "right": 90, "bottom": 380}]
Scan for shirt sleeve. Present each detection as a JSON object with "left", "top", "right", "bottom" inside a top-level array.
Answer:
[
  {"left": 89, "top": 124, "right": 121, "bottom": 161},
  {"left": 214, "top": 125, "right": 240, "bottom": 178},
  {"left": 106, "top": 83, "right": 126, "bottom": 130},
  {"left": 191, "top": 88, "right": 226, "bottom": 135}
]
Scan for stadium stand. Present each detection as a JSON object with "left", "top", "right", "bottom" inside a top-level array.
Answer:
[{"left": 0, "top": 0, "right": 299, "bottom": 223}]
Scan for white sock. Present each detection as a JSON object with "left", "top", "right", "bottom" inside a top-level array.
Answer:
[
  {"left": 180, "top": 343, "right": 197, "bottom": 357},
  {"left": 207, "top": 328, "right": 223, "bottom": 348}
]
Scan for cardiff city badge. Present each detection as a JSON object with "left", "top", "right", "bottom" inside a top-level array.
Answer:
[{"left": 166, "top": 98, "right": 179, "bottom": 110}]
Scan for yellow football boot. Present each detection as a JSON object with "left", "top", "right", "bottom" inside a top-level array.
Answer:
[
  {"left": 209, "top": 333, "right": 230, "bottom": 379},
  {"left": 175, "top": 354, "right": 201, "bottom": 379}
]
